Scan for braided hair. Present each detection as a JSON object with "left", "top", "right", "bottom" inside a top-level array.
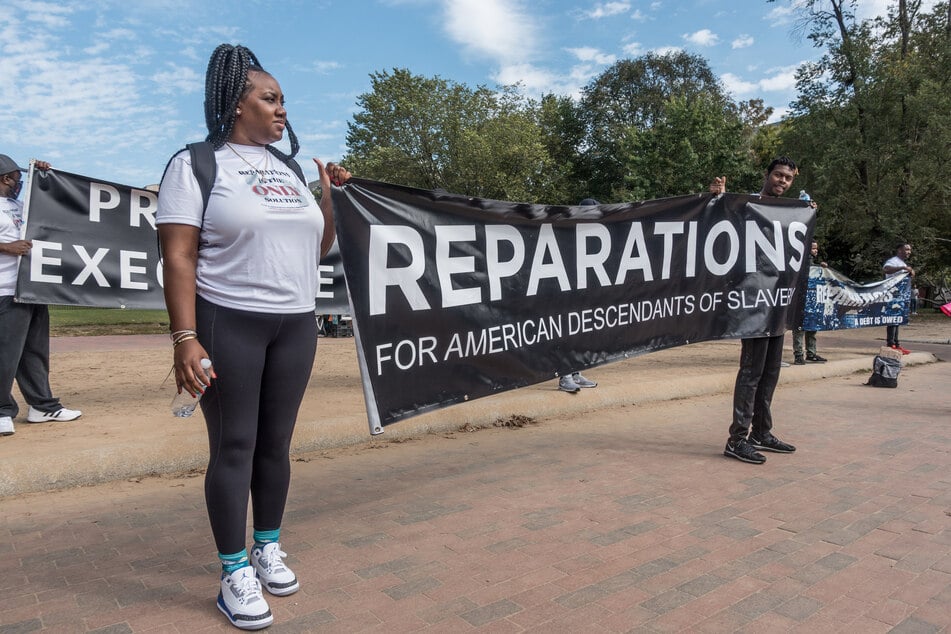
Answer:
[{"left": 203, "top": 43, "right": 299, "bottom": 162}]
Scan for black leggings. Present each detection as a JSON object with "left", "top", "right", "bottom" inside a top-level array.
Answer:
[{"left": 196, "top": 297, "right": 318, "bottom": 554}]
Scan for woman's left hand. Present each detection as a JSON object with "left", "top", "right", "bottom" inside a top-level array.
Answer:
[{"left": 313, "top": 159, "right": 352, "bottom": 189}]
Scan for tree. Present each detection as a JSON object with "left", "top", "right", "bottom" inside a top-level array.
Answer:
[
  {"left": 343, "top": 69, "right": 558, "bottom": 202},
  {"left": 778, "top": 0, "right": 951, "bottom": 280},
  {"left": 578, "top": 51, "right": 761, "bottom": 201}
]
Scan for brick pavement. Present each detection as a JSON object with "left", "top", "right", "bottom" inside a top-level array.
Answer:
[{"left": 1, "top": 353, "right": 949, "bottom": 632}]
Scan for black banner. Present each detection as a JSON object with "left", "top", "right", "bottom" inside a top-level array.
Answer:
[
  {"left": 332, "top": 180, "right": 816, "bottom": 432},
  {"left": 16, "top": 167, "right": 350, "bottom": 312}
]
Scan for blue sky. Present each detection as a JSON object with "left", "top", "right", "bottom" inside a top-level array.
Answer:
[{"left": 2, "top": 0, "right": 898, "bottom": 188}]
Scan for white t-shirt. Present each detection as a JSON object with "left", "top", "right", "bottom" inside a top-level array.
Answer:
[
  {"left": 883, "top": 255, "right": 907, "bottom": 279},
  {"left": 0, "top": 196, "right": 24, "bottom": 297},
  {"left": 156, "top": 144, "right": 324, "bottom": 313}
]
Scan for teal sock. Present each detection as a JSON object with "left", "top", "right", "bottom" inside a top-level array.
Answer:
[
  {"left": 253, "top": 528, "right": 281, "bottom": 550},
  {"left": 219, "top": 549, "right": 249, "bottom": 575}
]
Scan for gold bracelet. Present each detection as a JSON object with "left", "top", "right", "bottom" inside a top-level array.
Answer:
[{"left": 172, "top": 334, "right": 198, "bottom": 348}]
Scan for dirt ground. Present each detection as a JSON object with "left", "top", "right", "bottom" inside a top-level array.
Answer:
[{"left": 2, "top": 314, "right": 949, "bottom": 497}]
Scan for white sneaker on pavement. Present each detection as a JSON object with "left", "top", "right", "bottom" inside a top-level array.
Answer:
[
  {"left": 251, "top": 542, "right": 299, "bottom": 596},
  {"left": 558, "top": 375, "right": 580, "bottom": 393},
  {"left": 27, "top": 406, "right": 82, "bottom": 423},
  {"left": 217, "top": 566, "right": 273, "bottom": 630},
  {"left": 572, "top": 372, "right": 598, "bottom": 388},
  {"left": 0, "top": 416, "right": 14, "bottom": 436}
]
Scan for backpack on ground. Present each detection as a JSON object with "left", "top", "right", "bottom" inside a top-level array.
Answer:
[{"left": 866, "top": 346, "right": 901, "bottom": 388}]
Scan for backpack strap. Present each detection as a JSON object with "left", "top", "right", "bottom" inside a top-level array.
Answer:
[
  {"left": 284, "top": 156, "right": 306, "bottom": 187},
  {"left": 186, "top": 141, "right": 217, "bottom": 216}
]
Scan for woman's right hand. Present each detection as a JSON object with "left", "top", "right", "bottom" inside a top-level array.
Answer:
[{"left": 174, "top": 339, "right": 216, "bottom": 396}]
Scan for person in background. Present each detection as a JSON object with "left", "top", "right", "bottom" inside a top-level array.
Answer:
[
  {"left": 883, "top": 243, "right": 914, "bottom": 355},
  {"left": 793, "top": 240, "right": 828, "bottom": 365},
  {"left": 0, "top": 154, "right": 82, "bottom": 438},
  {"left": 558, "top": 197, "right": 601, "bottom": 393},
  {"left": 157, "top": 44, "right": 350, "bottom": 630},
  {"left": 709, "top": 157, "right": 806, "bottom": 465}
]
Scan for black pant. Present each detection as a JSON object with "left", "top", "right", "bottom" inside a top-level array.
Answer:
[
  {"left": 886, "top": 325, "right": 901, "bottom": 347},
  {"left": 729, "top": 335, "right": 783, "bottom": 443},
  {"left": 196, "top": 297, "right": 318, "bottom": 554},
  {"left": 0, "top": 297, "right": 62, "bottom": 418}
]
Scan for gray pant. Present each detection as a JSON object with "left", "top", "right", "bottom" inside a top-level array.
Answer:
[
  {"left": 792, "top": 329, "right": 817, "bottom": 358},
  {"left": 0, "top": 297, "right": 62, "bottom": 418}
]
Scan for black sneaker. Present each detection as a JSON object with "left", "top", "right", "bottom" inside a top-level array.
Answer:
[
  {"left": 723, "top": 439, "right": 766, "bottom": 464},
  {"left": 749, "top": 432, "right": 796, "bottom": 453},
  {"left": 793, "top": 356, "right": 805, "bottom": 365},
  {"left": 806, "top": 354, "right": 827, "bottom": 363}
]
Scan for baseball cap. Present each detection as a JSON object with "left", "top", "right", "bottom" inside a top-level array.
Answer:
[{"left": 0, "top": 154, "right": 26, "bottom": 176}]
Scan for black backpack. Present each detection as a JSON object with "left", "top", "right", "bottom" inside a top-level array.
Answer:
[
  {"left": 157, "top": 142, "right": 307, "bottom": 257},
  {"left": 866, "top": 353, "right": 900, "bottom": 388}
]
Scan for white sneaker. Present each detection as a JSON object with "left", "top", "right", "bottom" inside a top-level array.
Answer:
[
  {"left": 217, "top": 566, "right": 273, "bottom": 630},
  {"left": 0, "top": 416, "right": 14, "bottom": 436},
  {"left": 251, "top": 542, "right": 299, "bottom": 596},
  {"left": 558, "top": 375, "right": 580, "bottom": 393},
  {"left": 27, "top": 406, "right": 82, "bottom": 423},
  {"left": 572, "top": 372, "right": 598, "bottom": 388}
]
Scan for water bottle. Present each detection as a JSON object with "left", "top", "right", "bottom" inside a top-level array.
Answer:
[
  {"left": 170, "top": 358, "right": 212, "bottom": 418},
  {"left": 799, "top": 190, "right": 811, "bottom": 201}
]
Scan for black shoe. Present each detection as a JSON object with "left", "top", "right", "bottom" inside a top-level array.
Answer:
[
  {"left": 793, "top": 356, "right": 805, "bottom": 365},
  {"left": 724, "top": 439, "right": 766, "bottom": 464},
  {"left": 806, "top": 354, "right": 827, "bottom": 363},
  {"left": 749, "top": 432, "right": 796, "bottom": 453}
]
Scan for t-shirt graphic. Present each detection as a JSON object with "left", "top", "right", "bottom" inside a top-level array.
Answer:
[{"left": 242, "top": 167, "right": 308, "bottom": 210}]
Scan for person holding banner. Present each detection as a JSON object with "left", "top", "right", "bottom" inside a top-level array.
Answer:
[
  {"left": 710, "top": 157, "right": 802, "bottom": 465},
  {"left": 793, "top": 241, "right": 828, "bottom": 365},
  {"left": 883, "top": 243, "right": 914, "bottom": 355},
  {"left": 156, "top": 44, "right": 350, "bottom": 630},
  {"left": 1, "top": 154, "right": 83, "bottom": 438}
]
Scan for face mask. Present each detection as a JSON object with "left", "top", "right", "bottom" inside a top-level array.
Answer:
[{"left": 2, "top": 174, "right": 22, "bottom": 199}]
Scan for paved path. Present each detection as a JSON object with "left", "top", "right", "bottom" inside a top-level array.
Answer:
[
  {"left": 2, "top": 316, "right": 950, "bottom": 632},
  {"left": 1, "top": 356, "right": 949, "bottom": 632}
]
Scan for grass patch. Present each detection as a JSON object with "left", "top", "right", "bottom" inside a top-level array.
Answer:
[{"left": 49, "top": 306, "right": 169, "bottom": 336}]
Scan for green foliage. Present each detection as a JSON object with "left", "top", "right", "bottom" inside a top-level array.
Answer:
[
  {"left": 579, "top": 52, "right": 774, "bottom": 201},
  {"left": 780, "top": 0, "right": 951, "bottom": 280},
  {"left": 344, "top": 69, "right": 558, "bottom": 202}
]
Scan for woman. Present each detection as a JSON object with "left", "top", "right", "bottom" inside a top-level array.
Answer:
[{"left": 157, "top": 44, "right": 350, "bottom": 630}]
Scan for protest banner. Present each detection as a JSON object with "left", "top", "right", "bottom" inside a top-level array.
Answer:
[
  {"left": 332, "top": 181, "right": 816, "bottom": 433},
  {"left": 16, "top": 167, "right": 349, "bottom": 313},
  {"left": 802, "top": 266, "right": 910, "bottom": 331}
]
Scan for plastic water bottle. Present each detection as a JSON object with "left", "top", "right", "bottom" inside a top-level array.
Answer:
[
  {"left": 799, "top": 190, "right": 811, "bottom": 201},
  {"left": 170, "top": 358, "right": 212, "bottom": 418}
]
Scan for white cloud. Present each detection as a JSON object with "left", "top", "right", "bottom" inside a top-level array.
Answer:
[
  {"left": 566, "top": 47, "right": 615, "bottom": 65},
  {"left": 764, "top": 2, "right": 801, "bottom": 25},
  {"left": 83, "top": 41, "right": 110, "bottom": 55},
  {"left": 721, "top": 73, "right": 759, "bottom": 95},
  {"left": 682, "top": 29, "right": 719, "bottom": 47},
  {"left": 442, "top": 0, "right": 537, "bottom": 63},
  {"left": 585, "top": 2, "right": 630, "bottom": 19},
  {"left": 311, "top": 60, "right": 342, "bottom": 74},
  {"left": 732, "top": 34, "right": 754, "bottom": 49},
  {"left": 759, "top": 69, "right": 797, "bottom": 91},
  {"left": 768, "top": 106, "right": 790, "bottom": 123},
  {"left": 622, "top": 41, "right": 643, "bottom": 57},
  {"left": 722, "top": 68, "right": 800, "bottom": 96},
  {"left": 151, "top": 63, "right": 203, "bottom": 94},
  {"left": 652, "top": 46, "right": 683, "bottom": 56},
  {"left": 630, "top": 9, "right": 646, "bottom": 21}
]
